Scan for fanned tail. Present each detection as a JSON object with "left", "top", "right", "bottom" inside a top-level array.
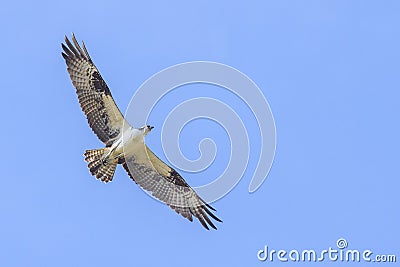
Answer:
[{"left": 84, "top": 148, "right": 117, "bottom": 183}]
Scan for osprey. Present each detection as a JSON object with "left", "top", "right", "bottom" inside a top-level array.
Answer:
[{"left": 62, "top": 34, "right": 221, "bottom": 230}]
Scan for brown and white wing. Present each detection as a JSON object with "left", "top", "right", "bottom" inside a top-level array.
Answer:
[
  {"left": 62, "top": 34, "right": 127, "bottom": 145},
  {"left": 122, "top": 146, "right": 222, "bottom": 230}
]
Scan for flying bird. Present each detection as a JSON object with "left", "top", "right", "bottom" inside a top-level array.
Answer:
[{"left": 62, "top": 34, "right": 222, "bottom": 230}]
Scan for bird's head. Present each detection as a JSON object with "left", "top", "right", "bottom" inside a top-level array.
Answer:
[{"left": 140, "top": 125, "right": 154, "bottom": 136}]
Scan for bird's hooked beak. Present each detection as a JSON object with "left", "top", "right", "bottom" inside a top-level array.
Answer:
[{"left": 143, "top": 125, "right": 154, "bottom": 135}]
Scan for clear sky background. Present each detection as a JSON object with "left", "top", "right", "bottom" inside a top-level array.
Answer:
[{"left": 0, "top": 1, "right": 399, "bottom": 266}]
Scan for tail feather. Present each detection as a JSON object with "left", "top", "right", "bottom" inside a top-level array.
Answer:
[
  {"left": 84, "top": 148, "right": 105, "bottom": 162},
  {"left": 84, "top": 148, "right": 117, "bottom": 183}
]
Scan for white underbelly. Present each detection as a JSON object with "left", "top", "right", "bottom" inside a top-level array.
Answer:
[{"left": 111, "top": 128, "right": 146, "bottom": 158}]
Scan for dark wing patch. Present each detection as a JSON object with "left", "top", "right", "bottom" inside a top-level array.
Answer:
[
  {"left": 62, "top": 33, "right": 126, "bottom": 144},
  {"left": 122, "top": 148, "right": 222, "bottom": 230}
]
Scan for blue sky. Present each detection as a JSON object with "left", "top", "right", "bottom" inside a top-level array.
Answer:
[{"left": 1, "top": 0, "right": 399, "bottom": 266}]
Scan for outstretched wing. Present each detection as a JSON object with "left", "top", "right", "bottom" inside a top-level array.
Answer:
[
  {"left": 62, "top": 34, "right": 127, "bottom": 145},
  {"left": 122, "top": 145, "right": 222, "bottom": 230}
]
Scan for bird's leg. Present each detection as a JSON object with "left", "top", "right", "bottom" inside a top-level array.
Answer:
[{"left": 102, "top": 138, "right": 123, "bottom": 165}]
